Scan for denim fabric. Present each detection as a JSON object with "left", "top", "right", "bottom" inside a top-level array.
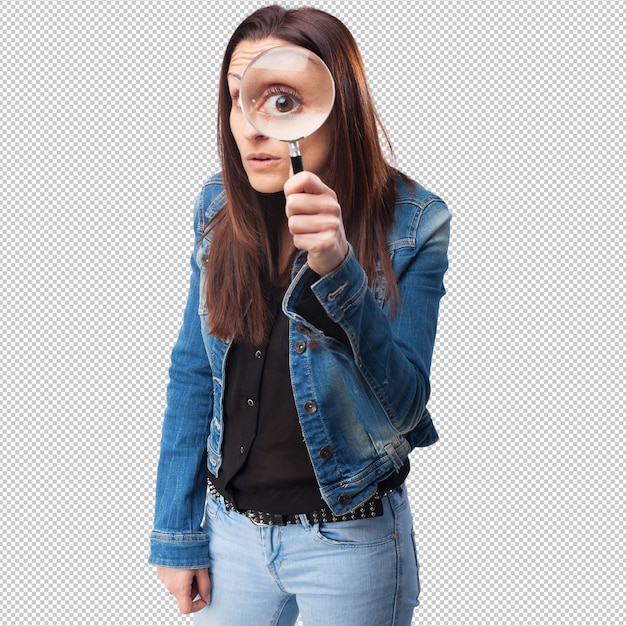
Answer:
[
  {"left": 194, "top": 485, "right": 419, "bottom": 626},
  {"left": 149, "top": 172, "right": 450, "bottom": 568}
]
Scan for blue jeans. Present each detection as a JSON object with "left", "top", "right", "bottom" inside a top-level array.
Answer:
[{"left": 194, "top": 485, "right": 420, "bottom": 626}]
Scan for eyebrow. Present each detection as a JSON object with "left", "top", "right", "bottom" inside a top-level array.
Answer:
[{"left": 227, "top": 72, "right": 242, "bottom": 81}]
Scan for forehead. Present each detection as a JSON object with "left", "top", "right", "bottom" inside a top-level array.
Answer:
[{"left": 228, "top": 37, "right": 290, "bottom": 79}]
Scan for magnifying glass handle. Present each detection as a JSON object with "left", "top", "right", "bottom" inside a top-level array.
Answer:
[{"left": 289, "top": 141, "right": 304, "bottom": 174}]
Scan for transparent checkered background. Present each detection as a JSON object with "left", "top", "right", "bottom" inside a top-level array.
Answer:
[{"left": 2, "top": 1, "right": 623, "bottom": 624}]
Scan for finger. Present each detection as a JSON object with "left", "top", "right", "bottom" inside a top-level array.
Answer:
[
  {"left": 196, "top": 568, "right": 212, "bottom": 605},
  {"left": 182, "top": 570, "right": 211, "bottom": 613},
  {"left": 189, "top": 594, "right": 209, "bottom": 613},
  {"left": 172, "top": 577, "right": 198, "bottom": 615},
  {"left": 286, "top": 193, "right": 340, "bottom": 223},
  {"left": 174, "top": 589, "right": 208, "bottom": 615},
  {"left": 175, "top": 592, "right": 193, "bottom": 615},
  {"left": 288, "top": 213, "right": 341, "bottom": 238},
  {"left": 283, "top": 170, "right": 326, "bottom": 196},
  {"left": 157, "top": 568, "right": 205, "bottom": 615}
]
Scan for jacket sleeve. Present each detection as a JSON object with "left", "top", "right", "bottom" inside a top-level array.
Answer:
[
  {"left": 284, "top": 196, "right": 450, "bottom": 436},
  {"left": 149, "top": 200, "right": 213, "bottom": 569}
]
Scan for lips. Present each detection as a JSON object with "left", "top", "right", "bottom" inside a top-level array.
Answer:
[
  {"left": 248, "top": 153, "right": 279, "bottom": 161},
  {"left": 246, "top": 153, "right": 281, "bottom": 169}
]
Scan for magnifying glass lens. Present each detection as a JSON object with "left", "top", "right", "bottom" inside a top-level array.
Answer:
[{"left": 240, "top": 46, "right": 335, "bottom": 143}]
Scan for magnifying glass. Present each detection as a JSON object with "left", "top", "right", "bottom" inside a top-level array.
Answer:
[{"left": 240, "top": 45, "right": 335, "bottom": 174}]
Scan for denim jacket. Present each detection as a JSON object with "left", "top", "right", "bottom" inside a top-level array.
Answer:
[{"left": 149, "top": 172, "right": 450, "bottom": 568}]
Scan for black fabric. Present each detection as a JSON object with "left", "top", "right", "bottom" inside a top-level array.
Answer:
[{"left": 210, "top": 295, "right": 327, "bottom": 514}]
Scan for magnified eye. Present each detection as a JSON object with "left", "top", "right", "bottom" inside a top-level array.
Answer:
[
  {"left": 261, "top": 87, "right": 302, "bottom": 116},
  {"left": 272, "top": 94, "right": 295, "bottom": 113}
]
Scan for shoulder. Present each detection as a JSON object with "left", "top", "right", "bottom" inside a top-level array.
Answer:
[
  {"left": 193, "top": 172, "right": 227, "bottom": 237},
  {"left": 388, "top": 174, "right": 451, "bottom": 249},
  {"left": 393, "top": 174, "right": 449, "bottom": 220}
]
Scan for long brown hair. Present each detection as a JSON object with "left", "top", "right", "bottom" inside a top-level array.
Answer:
[{"left": 206, "top": 5, "right": 406, "bottom": 343}]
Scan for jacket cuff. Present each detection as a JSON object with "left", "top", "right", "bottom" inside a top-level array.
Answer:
[
  {"left": 284, "top": 245, "right": 365, "bottom": 331},
  {"left": 148, "top": 532, "right": 210, "bottom": 569},
  {"left": 307, "top": 245, "right": 368, "bottom": 324}
]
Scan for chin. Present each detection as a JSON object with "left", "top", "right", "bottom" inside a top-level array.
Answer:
[{"left": 246, "top": 174, "right": 287, "bottom": 194}]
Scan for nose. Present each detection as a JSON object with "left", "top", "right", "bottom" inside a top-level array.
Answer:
[{"left": 241, "top": 116, "right": 266, "bottom": 141}]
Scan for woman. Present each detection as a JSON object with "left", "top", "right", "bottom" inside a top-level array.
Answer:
[{"left": 149, "top": 6, "right": 450, "bottom": 625}]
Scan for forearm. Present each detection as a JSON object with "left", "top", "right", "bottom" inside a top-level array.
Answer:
[{"left": 149, "top": 250, "right": 213, "bottom": 568}]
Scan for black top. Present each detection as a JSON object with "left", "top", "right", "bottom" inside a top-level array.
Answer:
[{"left": 209, "top": 268, "right": 409, "bottom": 515}]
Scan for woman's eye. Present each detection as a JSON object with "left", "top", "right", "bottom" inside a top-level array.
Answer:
[
  {"left": 259, "top": 89, "right": 302, "bottom": 116},
  {"left": 267, "top": 93, "right": 297, "bottom": 113}
]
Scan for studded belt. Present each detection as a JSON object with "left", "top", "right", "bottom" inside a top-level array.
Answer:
[{"left": 207, "top": 480, "right": 389, "bottom": 527}]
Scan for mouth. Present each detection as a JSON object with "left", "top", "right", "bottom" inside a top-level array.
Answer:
[{"left": 246, "top": 153, "right": 281, "bottom": 169}]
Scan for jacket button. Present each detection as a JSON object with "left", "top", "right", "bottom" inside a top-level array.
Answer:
[
  {"left": 295, "top": 340, "right": 306, "bottom": 354},
  {"left": 338, "top": 494, "right": 352, "bottom": 506},
  {"left": 304, "top": 400, "right": 317, "bottom": 414},
  {"left": 319, "top": 446, "right": 332, "bottom": 460}
]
